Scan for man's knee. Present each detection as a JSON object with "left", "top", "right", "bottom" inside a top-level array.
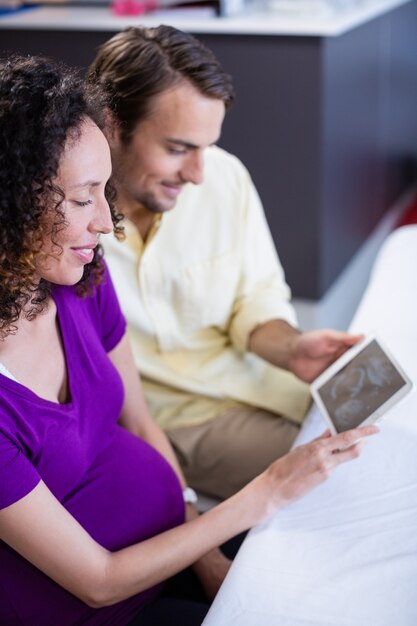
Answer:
[{"left": 167, "top": 408, "right": 299, "bottom": 499}]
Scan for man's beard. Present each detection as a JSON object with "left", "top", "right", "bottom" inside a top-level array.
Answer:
[{"left": 133, "top": 190, "right": 175, "bottom": 214}]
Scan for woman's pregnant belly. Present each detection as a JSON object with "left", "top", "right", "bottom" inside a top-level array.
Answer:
[{"left": 65, "top": 424, "right": 185, "bottom": 549}]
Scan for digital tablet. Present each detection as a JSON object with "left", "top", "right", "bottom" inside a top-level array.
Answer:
[{"left": 310, "top": 334, "right": 413, "bottom": 434}]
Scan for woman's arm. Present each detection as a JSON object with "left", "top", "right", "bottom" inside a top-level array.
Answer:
[
  {"left": 109, "top": 334, "right": 187, "bottom": 487},
  {"left": 108, "top": 333, "right": 232, "bottom": 597},
  {"left": 0, "top": 425, "right": 377, "bottom": 608}
]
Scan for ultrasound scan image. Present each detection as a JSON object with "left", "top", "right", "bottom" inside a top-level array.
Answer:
[{"left": 318, "top": 340, "right": 406, "bottom": 432}]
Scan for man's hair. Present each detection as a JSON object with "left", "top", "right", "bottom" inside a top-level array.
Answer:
[
  {"left": 88, "top": 25, "right": 234, "bottom": 143},
  {"left": 0, "top": 54, "right": 122, "bottom": 338}
]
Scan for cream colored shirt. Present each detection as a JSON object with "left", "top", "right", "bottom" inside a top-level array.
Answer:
[{"left": 103, "top": 146, "right": 310, "bottom": 429}]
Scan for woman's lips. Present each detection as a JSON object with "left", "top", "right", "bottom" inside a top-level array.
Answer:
[{"left": 70, "top": 246, "right": 96, "bottom": 264}]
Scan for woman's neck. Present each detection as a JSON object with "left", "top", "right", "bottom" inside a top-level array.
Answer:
[{"left": 0, "top": 298, "right": 70, "bottom": 403}]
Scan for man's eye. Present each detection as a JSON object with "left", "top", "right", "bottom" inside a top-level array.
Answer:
[
  {"left": 74, "top": 199, "right": 93, "bottom": 207},
  {"left": 169, "top": 147, "right": 186, "bottom": 155}
]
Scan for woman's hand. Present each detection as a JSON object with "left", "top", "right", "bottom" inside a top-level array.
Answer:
[
  {"left": 235, "top": 425, "right": 379, "bottom": 527},
  {"left": 193, "top": 549, "right": 232, "bottom": 600},
  {"left": 185, "top": 503, "right": 232, "bottom": 599}
]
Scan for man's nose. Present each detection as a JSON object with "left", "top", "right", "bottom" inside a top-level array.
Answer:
[{"left": 181, "top": 152, "right": 204, "bottom": 185}]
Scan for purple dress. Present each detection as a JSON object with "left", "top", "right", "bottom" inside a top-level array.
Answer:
[{"left": 0, "top": 266, "right": 185, "bottom": 625}]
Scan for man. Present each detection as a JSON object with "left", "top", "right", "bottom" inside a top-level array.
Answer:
[{"left": 88, "top": 26, "right": 361, "bottom": 500}]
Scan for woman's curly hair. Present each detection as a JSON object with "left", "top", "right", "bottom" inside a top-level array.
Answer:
[{"left": 0, "top": 55, "right": 123, "bottom": 339}]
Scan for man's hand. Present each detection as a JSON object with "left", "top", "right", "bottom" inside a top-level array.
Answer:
[
  {"left": 288, "top": 330, "right": 363, "bottom": 383},
  {"left": 249, "top": 319, "right": 363, "bottom": 382}
]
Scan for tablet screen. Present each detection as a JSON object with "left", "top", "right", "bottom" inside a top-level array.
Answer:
[{"left": 316, "top": 339, "right": 408, "bottom": 433}]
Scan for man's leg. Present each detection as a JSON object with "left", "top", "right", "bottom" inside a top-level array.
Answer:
[{"left": 166, "top": 408, "right": 299, "bottom": 500}]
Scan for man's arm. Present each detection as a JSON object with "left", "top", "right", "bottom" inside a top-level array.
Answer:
[
  {"left": 224, "top": 166, "right": 360, "bottom": 383},
  {"left": 248, "top": 319, "right": 363, "bottom": 383}
]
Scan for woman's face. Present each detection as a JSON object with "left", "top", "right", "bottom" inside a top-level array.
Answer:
[{"left": 35, "top": 119, "right": 113, "bottom": 286}]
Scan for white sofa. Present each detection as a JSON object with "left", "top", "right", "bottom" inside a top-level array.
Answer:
[{"left": 203, "top": 225, "right": 417, "bottom": 626}]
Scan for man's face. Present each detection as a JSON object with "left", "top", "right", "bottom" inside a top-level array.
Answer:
[{"left": 109, "top": 81, "right": 226, "bottom": 215}]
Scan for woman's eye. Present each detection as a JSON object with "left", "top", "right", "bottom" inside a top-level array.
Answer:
[{"left": 74, "top": 199, "right": 93, "bottom": 207}]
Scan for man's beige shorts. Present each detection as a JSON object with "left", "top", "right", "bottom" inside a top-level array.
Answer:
[{"left": 166, "top": 407, "right": 299, "bottom": 500}]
